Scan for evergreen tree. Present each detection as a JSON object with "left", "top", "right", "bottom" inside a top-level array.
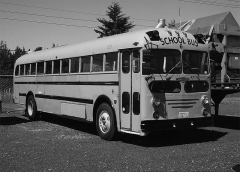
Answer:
[
  {"left": 0, "top": 41, "right": 26, "bottom": 75},
  {"left": 94, "top": 2, "right": 135, "bottom": 38},
  {"left": 0, "top": 41, "right": 12, "bottom": 75}
]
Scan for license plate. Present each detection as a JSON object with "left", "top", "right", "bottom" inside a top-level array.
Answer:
[{"left": 179, "top": 112, "right": 189, "bottom": 118}]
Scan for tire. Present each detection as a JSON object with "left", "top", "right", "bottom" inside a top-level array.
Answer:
[
  {"left": 96, "top": 103, "right": 116, "bottom": 141},
  {"left": 26, "top": 95, "right": 38, "bottom": 120}
]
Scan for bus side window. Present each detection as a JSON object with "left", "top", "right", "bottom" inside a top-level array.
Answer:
[
  {"left": 20, "top": 64, "right": 24, "bottom": 75},
  {"left": 122, "top": 52, "right": 130, "bottom": 73},
  {"left": 133, "top": 50, "right": 140, "bottom": 73},
  {"left": 46, "top": 61, "right": 52, "bottom": 74},
  {"left": 61, "top": 59, "right": 69, "bottom": 73},
  {"left": 105, "top": 52, "right": 118, "bottom": 71},
  {"left": 81, "top": 56, "right": 90, "bottom": 72},
  {"left": 53, "top": 60, "right": 60, "bottom": 74},
  {"left": 31, "top": 63, "right": 36, "bottom": 75},
  {"left": 25, "top": 64, "right": 30, "bottom": 75},
  {"left": 92, "top": 54, "right": 103, "bottom": 72},
  {"left": 71, "top": 57, "right": 79, "bottom": 73},
  {"left": 15, "top": 65, "right": 19, "bottom": 76},
  {"left": 37, "top": 62, "right": 44, "bottom": 75}
]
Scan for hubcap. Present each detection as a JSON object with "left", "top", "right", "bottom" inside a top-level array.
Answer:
[
  {"left": 28, "top": 100, "right": 33, "bottom": 116},
  {"left": 99, "top": 111, "right": 111, "bottom": 134}
]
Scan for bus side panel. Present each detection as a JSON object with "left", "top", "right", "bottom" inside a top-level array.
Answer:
[
  {"left": 86, "top": 104, "right": 93, "bottom": 121},
  {"left": 18, "top": 77, "right": 32, "bottom": 105},
  {"left": 87, "top": 74, "right": 119, "bottom": 123},
  {"left": 18, "top": 85, "right": 26, "bottom": 105},
  {"left": 61, "top": 102, "right": 86, "bottom": 118}
]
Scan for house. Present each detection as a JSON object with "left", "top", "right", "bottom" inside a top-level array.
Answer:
[{"left": 177, "top": 12, "right": 240, "bottom": 83}]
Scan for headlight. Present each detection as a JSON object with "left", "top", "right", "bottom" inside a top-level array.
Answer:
[
  {"left": 153, "top": 111, "right": 160, "bottom": 119},
  {"left": 151, "top": 97, "right": 161, "bottom": 107},
  {"left": 201, "top": 95, "right": 209, "bottom": 105},
  {"left": 202, "top": 109, "right": 209, "bottom": 117}
]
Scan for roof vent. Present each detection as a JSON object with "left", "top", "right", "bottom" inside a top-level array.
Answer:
[{"left": 155, "top": 19, "right": 166, "bottom": 28}]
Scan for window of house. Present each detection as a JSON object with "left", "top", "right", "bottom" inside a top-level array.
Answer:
[{"left": 105, "top": 52, "right": 118, "bottom": 71}]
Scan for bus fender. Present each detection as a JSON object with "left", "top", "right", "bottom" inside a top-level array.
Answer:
[{"left": 93, "top": 95, "right": 120, "bottom": 132}]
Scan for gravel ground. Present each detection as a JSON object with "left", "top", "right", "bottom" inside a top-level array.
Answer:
[
  {"left": 217, "top": 98, "right": 240, "bottom": 116},
  {"left": 0, "top": 98, "right": 239, "bottom": 172}
]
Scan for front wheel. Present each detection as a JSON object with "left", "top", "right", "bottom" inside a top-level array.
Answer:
[
  {"left": 96, "top": 103, "right": 116, "bottom": 141},
  {"left": 26, "top": 95, "right": 38, "bottom": 120}
]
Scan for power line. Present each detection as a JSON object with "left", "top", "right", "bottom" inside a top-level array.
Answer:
[
  {"left": 1, "top": 17, "right": 154, "bottom": 28},
  {"left": 178, "top": 0, "right": 240, "bottom": 8},
  {"left": 0, "top": 1, "right": 157, "bottom": 22},
  {"left": 0, "top": 10, "right": 154, "bottom": 28},
  {"left": 228, "top": 0, "right": 240, "bottom": 3},
  {"left": 0, "top": 9, "right": 99, "bottom": 23},
  {"left": 196, "top": 0, "right": 240, "bottom": 6},
  {"left": 1, "top": 17, "right": 97, "bottom": 28},
  {"left": 0, "top": 2, "right": 106, "bottom": 16}
]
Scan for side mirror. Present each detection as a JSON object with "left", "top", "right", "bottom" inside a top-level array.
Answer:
[{"left": 210, "top": 60, "right": 216, "bottom": 83}]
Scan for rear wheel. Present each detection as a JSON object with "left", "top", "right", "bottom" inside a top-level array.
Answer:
[
  {"left": 26, "top": 95, "right": 38, "bottom": 120},
  {"left": 96, "top": 103, "right": 116, "bottom": 140}
]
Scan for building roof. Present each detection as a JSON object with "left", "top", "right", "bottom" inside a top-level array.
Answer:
[{"left": 176, "top": 12, "right": 240, "bottom": 35}]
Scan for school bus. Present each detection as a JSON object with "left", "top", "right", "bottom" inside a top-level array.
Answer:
[{"left": 13, "top": 26, "right": 212, "bottom": 140}]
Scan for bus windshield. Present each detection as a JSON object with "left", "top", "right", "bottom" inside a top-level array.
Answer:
[
  {"left": 182, "top": 50, "right": 209, "bottom": 74},
  {"left": 148, "top": 49, "right": 181, "bottom": 74}
]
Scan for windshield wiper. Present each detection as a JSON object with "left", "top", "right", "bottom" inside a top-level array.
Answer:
[
  {"left": 165, "top": 61, "right": 181, "bottom": 79},
  {"left": 183, "top": 61, "right": 200, "bottom": 81}
]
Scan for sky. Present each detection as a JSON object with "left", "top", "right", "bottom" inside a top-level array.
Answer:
[{"left": 0, "top": 0, "right": 240, "bottom": 51}]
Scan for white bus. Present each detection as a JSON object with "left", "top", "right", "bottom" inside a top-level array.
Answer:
[{"left": 13, "top": 26, "right": 212, "bottom": 140}]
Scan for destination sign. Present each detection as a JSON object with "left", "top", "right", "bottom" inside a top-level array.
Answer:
[{"left": 145, "top": 30, "right": 198, "bottom": 47}]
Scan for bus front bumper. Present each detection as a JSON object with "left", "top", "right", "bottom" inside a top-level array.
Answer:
[{"left": 141, "top": 117, "right": 213, "bottom": 131}]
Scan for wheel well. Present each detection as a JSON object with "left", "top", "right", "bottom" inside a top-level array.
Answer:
[{"left": 93, "top": 95, "right": 115, "bottom": 123}]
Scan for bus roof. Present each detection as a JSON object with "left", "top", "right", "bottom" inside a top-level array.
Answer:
[{"left": 16, "top": 27, "right": 208, "bottom": 65}]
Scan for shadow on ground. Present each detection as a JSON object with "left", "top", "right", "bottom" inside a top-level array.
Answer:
[
  {"left": 214, "top": 115, "right": 240, "bottom": 130},
  {"left": 120, "top": 128, "right": 227, "bottom": 147},
  {"left": 0, "top": 116, "right": 30, "bottom": 125},
  {"left": 5, "top": 112, "right": 230, "bottom": 147},
  {"left": 40, "top": 113, "right": 98, "bottom": 136},
  {"left": 37, "top": 113, "right": 228, "bottom": 147}
]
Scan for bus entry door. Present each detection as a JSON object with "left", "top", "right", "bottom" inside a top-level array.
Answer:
[{"left": 120, "top": 50, "right": 141, "bottom": 132}]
